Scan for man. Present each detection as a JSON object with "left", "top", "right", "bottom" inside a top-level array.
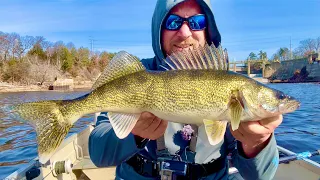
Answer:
[{"left": 89, "top": 0, "right": 282, "bottom": 179}]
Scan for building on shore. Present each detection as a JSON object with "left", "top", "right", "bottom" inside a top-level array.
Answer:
[{"left": 49, "top": 77, "right": 74, "bottom": 91}]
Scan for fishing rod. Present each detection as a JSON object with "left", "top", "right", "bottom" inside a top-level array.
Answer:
[{"left": 279, "top": 149, "right": 320, "bottom": 164}]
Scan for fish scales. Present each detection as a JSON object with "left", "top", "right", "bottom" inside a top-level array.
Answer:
[{"left": 62, "top": 70, "right": 256, "bottom": 125}]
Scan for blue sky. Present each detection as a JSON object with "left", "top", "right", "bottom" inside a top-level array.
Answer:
[{"left": 0, "top": 0, "right": 319, "bottom": 61}]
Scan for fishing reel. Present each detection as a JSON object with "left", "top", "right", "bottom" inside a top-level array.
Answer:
[{"left": 51, "top": 159, "right": 73, "bottom": 177}]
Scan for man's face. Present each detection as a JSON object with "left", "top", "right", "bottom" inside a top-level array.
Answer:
[{"left": 161, "top": 0, "right": 206, "bottom": 56}]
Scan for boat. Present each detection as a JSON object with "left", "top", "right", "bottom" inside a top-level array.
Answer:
[{"left": 5, "top": 113, "right": 320, "bottom": 180}]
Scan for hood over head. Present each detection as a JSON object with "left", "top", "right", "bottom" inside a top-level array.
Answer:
[{"left": 151, "top": 0, "right": 221, "bottom": 68}]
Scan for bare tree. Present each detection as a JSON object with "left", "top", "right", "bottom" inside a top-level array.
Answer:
[
  {"left": 315, "top": 37, "right": 320, "bottom": 53},
  {"left": 0, "top": 33, "right": 10, "bottom": 60},
  {"left": 26, "top": 57, "right": 61, "bottom": 85},
  {"left": 66, "top": 42, "right": 75, "bottom": 50},
  {"left": 0, "top": 33, "right": 8, "bottom": 61},
  {"left": 292, "top": 48, "right": 304, "bottom": 59},
  {"left": 299, "top": 38, "right": 316, "bottom": 55},
  {"left": 17, "top": 35, "right": 35, "bottom": 59},
  {"left": 7, "top": 33, "right": 21, "bottom": 59},
  {"left": 54, "top": 41, "right": 64, "bottom": 48},
  {"left": 41, "top": 40, "right": 52, "bottom": 50},
  {"left": 34, "top": 36, "right": 45, "bottom": 45}
]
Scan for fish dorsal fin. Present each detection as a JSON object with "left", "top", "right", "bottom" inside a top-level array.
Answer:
[
  {"left": 92, "top": 51, "right": 145, "bottom": 90},
  {"left": 161, "top": 43, "right": 229, "bottom": 71}
]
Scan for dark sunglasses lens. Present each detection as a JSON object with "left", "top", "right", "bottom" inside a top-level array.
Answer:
[
  {"left": 165, "top": 15, "right": 182, "bottom": 30},
  {"left": 189, "top": 15, "right": 206, "bottom": 30}
]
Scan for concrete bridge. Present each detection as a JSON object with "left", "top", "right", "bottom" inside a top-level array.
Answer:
[{"left": 228, "top": 59, "right": 270, "bottom": 77}]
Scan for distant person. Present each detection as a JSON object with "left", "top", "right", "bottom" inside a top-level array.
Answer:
[{"left": 89, "top": 0, "right": 282, "bottom": 179}]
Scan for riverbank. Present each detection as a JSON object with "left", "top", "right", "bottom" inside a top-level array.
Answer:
[
  {"left": 0, "top": 81, "right": 93, "bottom": 93},
  {"left": 252, "top": 77, "right": 269, "bottom": 84}
]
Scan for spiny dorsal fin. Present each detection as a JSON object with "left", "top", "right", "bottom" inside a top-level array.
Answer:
[
  {"left": 92, "top": 51, "right": 145, "bottom": 90},
  {"left": 161, "top": 43, "right": 229, "bottom": 71}
]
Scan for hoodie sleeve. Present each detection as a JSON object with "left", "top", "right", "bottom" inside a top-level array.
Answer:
[
  {"left": 226, "top": 127, "right": 279, "bottom": 180},
  {"left": 88, "top": 113, "right": 147, "bottom": 167}
]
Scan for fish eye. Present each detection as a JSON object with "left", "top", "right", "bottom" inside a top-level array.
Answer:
[{"left": 276, "top": 92, "right": 286, "bottom": 100}]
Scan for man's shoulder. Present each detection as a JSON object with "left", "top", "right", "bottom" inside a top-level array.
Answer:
[
  {"left": 140, "top": 57, "right": 158, "bottom": 70},
  {"left": 140, "top": 57, "right": 154, "bottom": 62}
]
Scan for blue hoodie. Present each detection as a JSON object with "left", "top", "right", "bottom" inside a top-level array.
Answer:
[{"left": 89, "top": 0, "right": 279, "bottom": 179}]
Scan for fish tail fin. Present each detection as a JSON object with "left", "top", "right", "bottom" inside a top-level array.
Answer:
[{"left": 5, "top": 100, "right": 73, "bottom": 164}]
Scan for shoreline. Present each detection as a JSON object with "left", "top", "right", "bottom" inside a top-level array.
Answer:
[
  {"left": 251, "top": 77, "right": 269, "bottom": 84},
  {"left": 4, "top": 78, "right": 318, "bottom": 93},
  {"left": 0, "top": 82, "right": 93, "bottom": 93}
]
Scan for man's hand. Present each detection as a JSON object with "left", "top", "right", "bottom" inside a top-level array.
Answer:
[
  {"left": 230, "top": 115, "right": 283, "bottom": 158},
  {"left": 132, "top": 112, "right": 168, "bottom": 140}
]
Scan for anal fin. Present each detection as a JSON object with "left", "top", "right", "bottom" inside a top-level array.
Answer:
[
  {"left": 203, "top": 119, "right": 227, "bottom": 145},
  {"left": 108, "top": 112, "right": 140, "bottom": 139}
]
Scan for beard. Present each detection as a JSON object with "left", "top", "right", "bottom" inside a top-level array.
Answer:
[{"left": 170, "top": 38, "right": 200, "bottom": 54}]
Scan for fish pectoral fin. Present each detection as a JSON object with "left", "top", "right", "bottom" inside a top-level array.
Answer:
[
  {"left": 108, "top": 112, "right": 140, "bottom": 139},
  {"left": 203, "top": 119, "right": 227, "bottom": 145},
  {"left": 228, "top": 90, "right": 244, "bottom": 131}
]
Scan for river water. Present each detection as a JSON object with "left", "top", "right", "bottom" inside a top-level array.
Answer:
[{"left": 0, "top": 83, "right": 319, "bottom": 179}]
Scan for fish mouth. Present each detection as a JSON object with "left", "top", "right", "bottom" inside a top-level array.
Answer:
[{"left": 279, "top": 101, "right": 300, "bottom": 113}]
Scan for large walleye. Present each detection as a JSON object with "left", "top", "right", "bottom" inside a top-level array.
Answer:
[{"left": 8, "top": 43, "right": 299, "bottom": 164}]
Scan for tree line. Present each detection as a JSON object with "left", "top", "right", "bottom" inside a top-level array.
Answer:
[
  {"left": 1, "top": 31, "right": 319, "bottom": 85},
  {"left": 247, "top": 37, "right": 320, "bottom": 61},
  {"left": 0, "top": 31, "right": 119, "bottom": 85}
]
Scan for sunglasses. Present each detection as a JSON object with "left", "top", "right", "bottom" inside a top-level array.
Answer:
[{"left": 164, "top": 14, "right": 207, "bottom": 31}]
